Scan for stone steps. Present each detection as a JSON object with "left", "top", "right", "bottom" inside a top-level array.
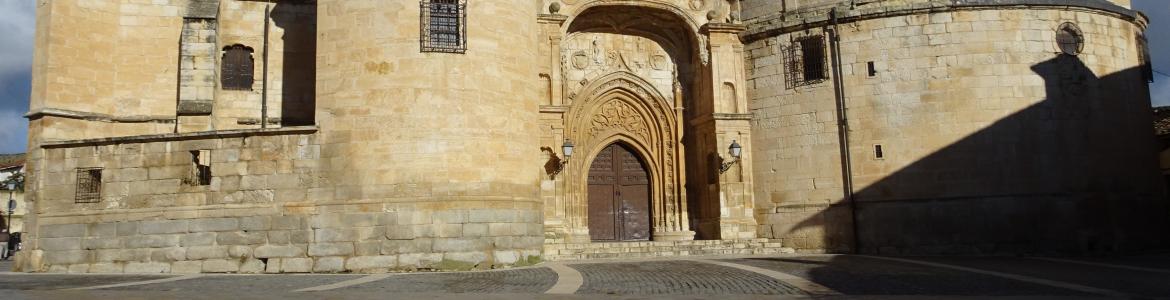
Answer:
[{"left": 543, "top": 238, "right": 794, "bottom": 261}]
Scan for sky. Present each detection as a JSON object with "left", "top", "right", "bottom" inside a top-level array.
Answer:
[
  {"left": 0, "top": 0, "right": 33, "bottom": 154},
  {"left": 0, "top": 1, "right": 1166, "bottom": 154}
]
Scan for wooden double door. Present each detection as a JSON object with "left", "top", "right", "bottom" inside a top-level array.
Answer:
[{"left": 587, "top": 143, "right": 651, "bottom": 241}]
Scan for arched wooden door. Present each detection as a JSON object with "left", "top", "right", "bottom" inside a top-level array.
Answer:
[{"left": 587, "top": 143, "right": 651, "bottom": 241}]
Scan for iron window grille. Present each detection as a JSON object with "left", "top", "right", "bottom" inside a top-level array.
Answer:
[
  {"left": 75, "top": 168, "right": 102, "bottom": 203},
  {"left": 420, "top": 0, "right": 467, "bottom": 53},
  {"left": 784, "top": 35, "right": 829, "bottom": 89},
  {"left": 222, "top": 44, "right": 255, "bottom": 90}
]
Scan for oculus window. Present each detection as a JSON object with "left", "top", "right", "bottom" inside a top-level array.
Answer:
[{"left": 1055, "top": 22, "right": 1084, "bottom": 56}]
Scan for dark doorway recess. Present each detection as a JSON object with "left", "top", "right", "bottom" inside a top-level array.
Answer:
[{"left": 588, "top": 143, "right": 651, "bottom": 242}]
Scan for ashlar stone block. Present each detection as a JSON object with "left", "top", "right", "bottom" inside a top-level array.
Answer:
[
  {"left": 254, "top": 245, "right": 305, "bottom": 258},
  {"left": 308, "top": 242, "right": 354, "bottom": 256},
  {"left": 216, "top": 231, "right": 267, "bottom": 245},
  {"left": 312, "top": 257, "right": 344, "bottom": 273},
  {"left": 139, "top": 220, "right": 189, "bottom": 234},
  {"left": 125, "top": 262, "right": 171, "bottom": 274},
  {"left": 282, "top": 258, "right": 313, "bottom": 273},
  {"left": 345, "top": 255, "right": 398, "bottom": 272},
  {"left": 202, "top": 259, "right": 241, "bottom": 273},
  {"left": 40, "top": 224, "right": 87, "bottom": 238},
  {"left": 189, "top": 218, "right": 239, "bottom": 232}
]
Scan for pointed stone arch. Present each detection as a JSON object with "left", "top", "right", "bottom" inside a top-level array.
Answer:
[{"left": 561, "top": 71, "right": 693, "bottom": 241}]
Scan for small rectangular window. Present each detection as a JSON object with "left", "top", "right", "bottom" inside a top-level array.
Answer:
[
  {"left": 187, "top": 150, "right": 212, "bottom": 186},
  {"left": 874, "top": 145, "right": 884, "bottom": 159},
  {"left": 867, "top": 61, "right": 877, "bottom": 77},
  {"left": 800, "top": 36, "right": 828, "bottom": 81},
  {"left": 75, "top": 168, "right": 103, "bottom": 203},
  {"left": 783, "top": 35, "right": 828, "bottom": 89},
  {"left": 420, "top": 0, "right": 467, "bottom": 53}
]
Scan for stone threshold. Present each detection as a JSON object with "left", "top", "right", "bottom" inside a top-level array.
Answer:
[
  {"left": 544, "top": 238, "right": 794, "bottom": 261},
  {"left": 41, "top": 126, "right": 319, "bottom": 148}
]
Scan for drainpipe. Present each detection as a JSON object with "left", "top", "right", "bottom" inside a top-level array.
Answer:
[
  {"left": 261, "top": 5, "right": 271, "bottom": 129},
  {"left": 829, "top": 7, "right": 860, "bottom": 254}
]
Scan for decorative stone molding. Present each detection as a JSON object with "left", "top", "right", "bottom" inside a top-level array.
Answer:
[
  {"left": 24, "top": 108, "right": 175, "bottom": 124},
  {"left": 41, "top": 126, "right": 318, "bottom": 149}
]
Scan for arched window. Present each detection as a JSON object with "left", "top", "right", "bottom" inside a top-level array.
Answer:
[{"left": 221, "top": 44, "right": 255, "bottom": 90}]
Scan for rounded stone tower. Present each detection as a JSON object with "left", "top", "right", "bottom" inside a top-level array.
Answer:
[
  {"left": 314, "top": 0, "right": 543, "bottom": 269},
  {"left": 741, "top": 0, "right": 1165, "bottom": 254}
]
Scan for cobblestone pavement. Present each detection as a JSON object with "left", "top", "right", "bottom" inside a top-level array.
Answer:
[
  {"left": 1, "top": 254, "right": 1168, "bottom": 299},
  {"left": 574, "top": 260, "right": 802, "bottom": 295}
]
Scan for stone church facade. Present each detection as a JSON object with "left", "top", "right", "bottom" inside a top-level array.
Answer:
[{"left": 15, "top": 0, "right": 1166, "bottom": 273}]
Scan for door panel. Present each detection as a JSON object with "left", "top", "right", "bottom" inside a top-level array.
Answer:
[
  {"left": 620, "top": 184, "right": 650, "bottom": 240},
  {"left": 588, "top": 145, "right": 618, "bottom": 241},
  {"left": 588, "top": 143, "right": 651, "bottom": 242},
  {"left": 588, "top": 184, "right": 616, "bottom": 241}
]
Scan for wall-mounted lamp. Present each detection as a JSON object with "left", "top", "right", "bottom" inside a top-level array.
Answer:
[
  {"left": 719, "top": 140, "right": 742, "bottom": 174},
  {"left": 562, "top": 139, "right": 575, "bottom": 162}
]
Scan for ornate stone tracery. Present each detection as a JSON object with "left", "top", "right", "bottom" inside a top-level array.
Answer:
[
  {"left": 590, "top": 100, "right": 650, "bottom": 140},
  {"left": 560, "top": 71, "right": 690, "bottom": 241}
]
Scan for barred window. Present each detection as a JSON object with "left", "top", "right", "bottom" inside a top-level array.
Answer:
[
  {"left": 421, "top": 0, "right": 467, "bottom": 53},
  {"left": 75, "top": 168, "right": 102, "bottom": 203},
  {"left": 784, "top": 35, "right": 828, "bottom": 89},
  {"left": 221, "top": 44, "right": 255, "bottom": 90}
]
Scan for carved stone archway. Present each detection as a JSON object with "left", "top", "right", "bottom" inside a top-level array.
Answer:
[
  {"left": 561, "top": 72, "right": 694, "bottom": 242},
  {"left": 538, "top": 1, "right": 757, "bottom": 244}
]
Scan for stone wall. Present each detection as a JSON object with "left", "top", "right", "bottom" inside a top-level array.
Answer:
[
  {"left": 24, "top": 127, "right": 544, "bottom": 273},
  {"left": 23, "top": 0, "right": 546, "bottom": 274},
  {"left": 744, "top": 3, "right": 1167, "bottom": 254},
  {"left": 30, "top": 0, "right": 316, "bottom": 141},
  {"left": 29, "top": 0, "right": 183, "bottom": 141},
  {"left": 310, "top": 0, "right": 547, "bottom": 270}
]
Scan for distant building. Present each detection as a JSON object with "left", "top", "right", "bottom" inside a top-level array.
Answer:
[
  {"left": 0, "top": 157, "right": 26, "bottom": 234},
  {"left": 17, "top": 0, "right": 1166, "bottom": 274}
]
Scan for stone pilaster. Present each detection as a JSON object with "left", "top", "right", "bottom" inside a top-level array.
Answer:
[{"left": 697, "top": 23, "right": 758, "bottom": 240}]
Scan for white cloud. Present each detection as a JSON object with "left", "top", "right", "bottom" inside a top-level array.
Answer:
[{"left": 0, "top": 0, "right": 35, "bottom": 79}]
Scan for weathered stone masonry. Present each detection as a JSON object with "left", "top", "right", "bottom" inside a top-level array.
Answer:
[
  {"left": 743, "top": 0, "right": 1167, "bottom": 254},
  {"left": 18, "top": 0, "right": 1167, "bottom": 274}
]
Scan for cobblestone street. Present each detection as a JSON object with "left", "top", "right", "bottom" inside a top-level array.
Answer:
[{"left": 2, "top": 254, "right": 1169, "bottom": 299}]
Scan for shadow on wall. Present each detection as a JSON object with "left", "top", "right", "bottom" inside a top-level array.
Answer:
[
  {"left": 791, "top": 55, "right": 1170, "bottom": 256},
  {"left": 271, "top": 1, "right": 317, "bottom": 126}
]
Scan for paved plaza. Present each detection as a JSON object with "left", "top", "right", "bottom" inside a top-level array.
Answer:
[{"left": 2, "top": 254, "right": 1169, "bottom": 299}]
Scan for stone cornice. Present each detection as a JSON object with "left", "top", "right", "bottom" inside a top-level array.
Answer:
[
  {"left": 742, "top": 0, "right": 1144, "bottom": 43},
  {"left": 537, "top": 14, "right": 569, "bottom": 25},
  {"left": 41, "top": 126, "right": 319, "bottom": 149},
  {"left": 701, "top": 23, "right": 748, "bottom": 35},
  {"left": 540, "top": 105, "right": 571, "bottom": 114},
  {"left": 25, "top": 108, "right": 175, "bottom": 124}
]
